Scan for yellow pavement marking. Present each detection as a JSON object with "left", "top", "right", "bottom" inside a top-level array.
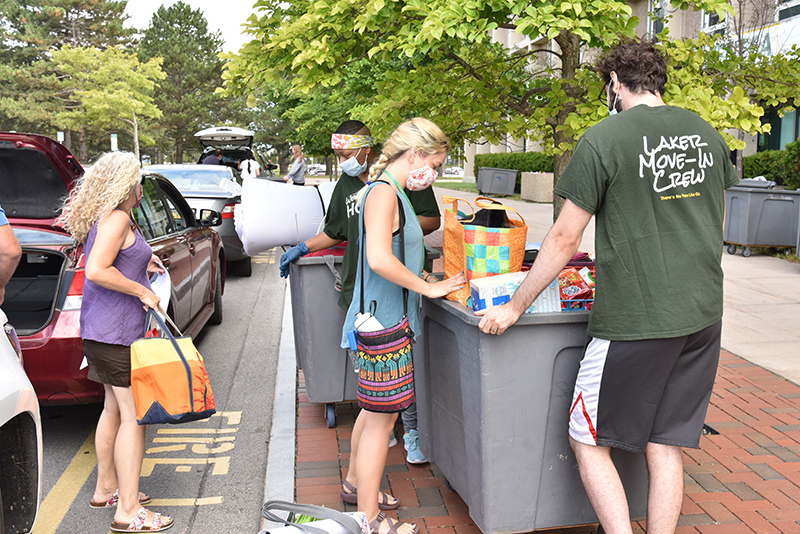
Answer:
[
  {"left": 146, "top": 444, "right": 187, "bottom": 454},
  {"left": 152, "top": 436, "right": 235, "bottom": 444},
  {"left": 148, "top": 496, "right": 224, "bottom": 506},
  {"left": 211, "top": 411, "right": 242, "bottom": 425},
  {"left": 191, "top": 442, "right": 235, "bottom": 454},
  {"left": 175, "top": 466, "right": 193, "bottom": 473},
  {"left": 32, "top": 434, "right": 96, "bottom": 534},
  {"left": 156, "top": 428, "right": 237, "bottom": 434},
  {"left": 140, "top": 457, "right": 230, "bottom": 476}
]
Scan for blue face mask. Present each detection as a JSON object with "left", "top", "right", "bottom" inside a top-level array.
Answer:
[{"left": 340, "top": 148, "right": 367, "bottom": 176}]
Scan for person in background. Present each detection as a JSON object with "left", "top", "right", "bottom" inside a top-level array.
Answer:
[
  {"left": 202, "top": 148, "right": 223, "bottom": 165},
  {"left": 57, "top": 152, "right": 173, "bottom": 533},
  {"left": 340, "top": 117, "right": 464, "bottom": 534},
  {"left": 280, "top": 120, "right": 441, "bottom": 466},
  {"left": 476, "top": 39, "right": 738, "bottom": 534},
  {"left": 0, "top": 201, "right": 22, "bottom": 306},
  {"left": 283, "top": 144, "right": 306, "bottom": 185},
  {"left": 239, "top": 150, "right": 261, "bottom": 179}
]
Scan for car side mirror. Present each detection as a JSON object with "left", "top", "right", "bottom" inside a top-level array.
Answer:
[{"left": 199, "top": 209, "right": 223, "bottom": 227}]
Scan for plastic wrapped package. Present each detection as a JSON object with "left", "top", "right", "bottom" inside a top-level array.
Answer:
[{"left": 234, "top": 179, "right": 337, "bottom": 255}]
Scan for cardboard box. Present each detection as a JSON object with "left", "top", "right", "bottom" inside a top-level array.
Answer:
[{"left": 470, "top": 272, "right": 561, "bottom": 314}]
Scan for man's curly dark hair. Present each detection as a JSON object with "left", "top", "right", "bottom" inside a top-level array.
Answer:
[{"left": 597, "top": 39, "right": 668, "bottom": 97}]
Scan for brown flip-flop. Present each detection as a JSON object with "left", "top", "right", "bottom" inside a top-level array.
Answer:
[
  {"left": 340, "top": 480, "right": 399, "bottom": 510},
  {"left": 370, "top": 512, "right": 420, "bottom": 534},
  {"left": 90, "top": 489, "right": 152, "bottom": 508}
]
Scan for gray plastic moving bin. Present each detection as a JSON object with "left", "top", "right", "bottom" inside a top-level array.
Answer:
[
  {"left": 415, "top": 298, "right": 648, "bottom": 533},
  {"left": 289, "top": 255, "right": 357, "bottom": 427},
  {"left": 477, "top": 167, "right": 518, "bottom": 196},
  {"left": 724, "top": 184, "right": 800, "bottom": 257}
]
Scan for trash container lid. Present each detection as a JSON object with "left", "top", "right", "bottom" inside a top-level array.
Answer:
[{"left": 737, "top": 177, "right": 776, "bottom": 188}]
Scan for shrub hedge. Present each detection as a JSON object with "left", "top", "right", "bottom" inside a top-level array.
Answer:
[
  {"left": 474, "top": 152, "right": 554, "bottom": 194},
  {"left": 783, "top": 140, "right": 800, "bottom": 190},
  {"left": 742, "top": 150, "right": 790, "bottom": 186}
]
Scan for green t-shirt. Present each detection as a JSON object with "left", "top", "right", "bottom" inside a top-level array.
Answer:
[
  {"left": 553, "top": 105, "right": 739, "bottom": 341},
  {"left": 322, "top": 173, "right": 441, "bottom": 310}
]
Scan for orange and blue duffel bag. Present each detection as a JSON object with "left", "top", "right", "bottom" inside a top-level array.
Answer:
[{"left": 130, "top": 308, "right": 216, "bottom": 424}]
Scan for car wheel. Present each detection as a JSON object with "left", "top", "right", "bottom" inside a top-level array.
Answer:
[
  {"left": 232, "top": 257, "right": 252, "bottom": 277},
  {"left": 209, "top": 265, "right": 223, "bottom": 325}
]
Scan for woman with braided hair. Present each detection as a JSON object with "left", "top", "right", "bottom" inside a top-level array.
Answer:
[{"left": 339, "top": 118, "right": 465, "bottom": 534}]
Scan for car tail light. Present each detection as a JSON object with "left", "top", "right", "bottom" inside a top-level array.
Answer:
[
  {"left": 4, "top": 322, "right": 23, "bottom": 366},
  {"left": 63, "top": 269, "right": 85, "bottom": 311},
  {"left": 221, "top": 203, "right": 236, "bottom": 219}
]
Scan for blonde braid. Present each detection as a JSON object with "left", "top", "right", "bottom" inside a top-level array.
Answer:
[{"left": 368, "top": 153, "right": 390, "bottom": 182}]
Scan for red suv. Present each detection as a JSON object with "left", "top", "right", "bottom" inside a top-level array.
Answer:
[{"left": 1, "top": 132, "right": 225, "bottom": 405}]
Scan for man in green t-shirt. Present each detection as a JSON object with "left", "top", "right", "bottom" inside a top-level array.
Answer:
[
  {"left": 476, "top": 40, "right": 738, "bottom": 533},
  {"left": 279, "top": 120, "right": 441, "bottom": 469}
]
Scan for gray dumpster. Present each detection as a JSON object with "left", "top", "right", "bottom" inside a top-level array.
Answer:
[
  {"left": 724, "top": 183, "right": 800, "bottom": 257},
  {"left": 415, "top": 298, "right": 648, "bottom": 533},
  {"left": 289, "top": 254, "right": 357, "bottom": 427},
  {"left": 477, "top": 167, "right": 518, "bottom": 196}
]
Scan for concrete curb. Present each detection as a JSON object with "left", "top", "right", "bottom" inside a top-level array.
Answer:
[{"left": 260, "top": 282, "right": 296, "bottom": 529}]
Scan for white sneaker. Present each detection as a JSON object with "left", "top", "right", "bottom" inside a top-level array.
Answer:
[{"left": 388, "top": 430, "right": 398, "bottom": 448}]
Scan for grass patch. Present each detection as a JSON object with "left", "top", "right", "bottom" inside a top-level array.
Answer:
[{"left": 747, "top": 246, "right": 800, "bottom": 263}]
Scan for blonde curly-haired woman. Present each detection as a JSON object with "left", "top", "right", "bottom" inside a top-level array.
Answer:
[
  {"left": 57, "top": 152, "right": 173, "bottom": 533},
  {"left": 340, "top": 118, "right": 465, "bottom": 534}
]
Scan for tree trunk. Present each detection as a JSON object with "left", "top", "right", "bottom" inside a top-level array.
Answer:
[
  {"left": 176, "top": 138, "right": 184, "bottom": 164},
  {"left": 132, "top": 112, "right": 140, "bottom": 162},
  {"left": 551, "top": 31, "right": 582, "bottom": 222},
  {"left": 325, "top": 156, "right": 332, "bottom": 179},
  {"left": 736, "top": 130, "right": 745, "bottom": 180},
  {"left": 79, "top": 126, "right": 87, "bottom": 163},
  {"left": 64, "top": 129, "right": 72, "bottom": 152}
]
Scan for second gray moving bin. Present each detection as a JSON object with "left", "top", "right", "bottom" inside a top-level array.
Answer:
[
  {"left": 724, "top": 179, "right": 800, "bottom": 257},
  {"left": 415, "top": 298, "right": 648, "bottom": 533},
  {"left": 477, "top": 167, "right": 518, "bottom": 196},
  {"left": 289, "top": 254, "right": 356, "bottom": 427}
]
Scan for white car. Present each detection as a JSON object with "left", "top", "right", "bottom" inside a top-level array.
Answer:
[{"left": 0, "top": 308, "right": 42, "bottom": 533}]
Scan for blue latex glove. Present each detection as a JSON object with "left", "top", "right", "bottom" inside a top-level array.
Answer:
[{"left": 279, "top": 242, "right": 309, "bottom": 278}]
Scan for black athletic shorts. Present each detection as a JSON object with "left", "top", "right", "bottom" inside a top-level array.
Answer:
[{"left": 568, "top": 320, "right": 722, "bottom": 453}]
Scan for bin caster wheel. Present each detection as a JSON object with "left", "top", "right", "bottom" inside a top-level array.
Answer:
[
  {"left": 326, "top": 404, "right": 335, "bottom": 428},
  {"left": 742, "top": 247, "right": 752, "bottom": 258},
  {"left": 726, "top": 244, "right": 736, "bottom": 255},
  {"left": 597, "top": 526, "right": 605, "bottom": 534}
]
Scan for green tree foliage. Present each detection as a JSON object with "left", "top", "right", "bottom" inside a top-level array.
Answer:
[
  {"left": 223, "top": 0, "right": 800, "bottom": 217},
  {"left": 223, "top": 1, "right": 728, "bottom": 170},
  {"left": 0, "top": 0, "right": 135, "bottom": 138},
  {"left": 138, "top": 1, "right": 244, "bottom": 163},
  {"left": 51, "top": 45, "right": 165, "bottom": 161}
]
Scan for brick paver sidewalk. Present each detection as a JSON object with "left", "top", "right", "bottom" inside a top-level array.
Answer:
[{"left": 295, "top": 350, "right": 800, "bottom": 534}]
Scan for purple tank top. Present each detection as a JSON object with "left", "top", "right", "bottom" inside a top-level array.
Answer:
[{"left": 80, "top": 217, "right": 153, "bottom": 346}]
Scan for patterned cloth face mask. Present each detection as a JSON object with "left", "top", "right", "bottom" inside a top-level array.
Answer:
[{"left": 406, "top": 151, "right": 439, "bottom": 191}]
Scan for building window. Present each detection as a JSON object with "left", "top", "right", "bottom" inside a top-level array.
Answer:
[{"left": 778, "top": 2, "right": 800, "bottom": 19}]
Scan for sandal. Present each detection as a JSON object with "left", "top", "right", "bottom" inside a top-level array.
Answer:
[
  {"left": 340, "top": 480, "right": 399, "bottom": 510},
  {"left": 90, "top": 489, "right": 152, "bottom": 508},
  {"left": 110, "top": 507, "right": 173, "bottom": 533},
  {"left": 370, "top": 512, "right": 419, "bottom": 534}
]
